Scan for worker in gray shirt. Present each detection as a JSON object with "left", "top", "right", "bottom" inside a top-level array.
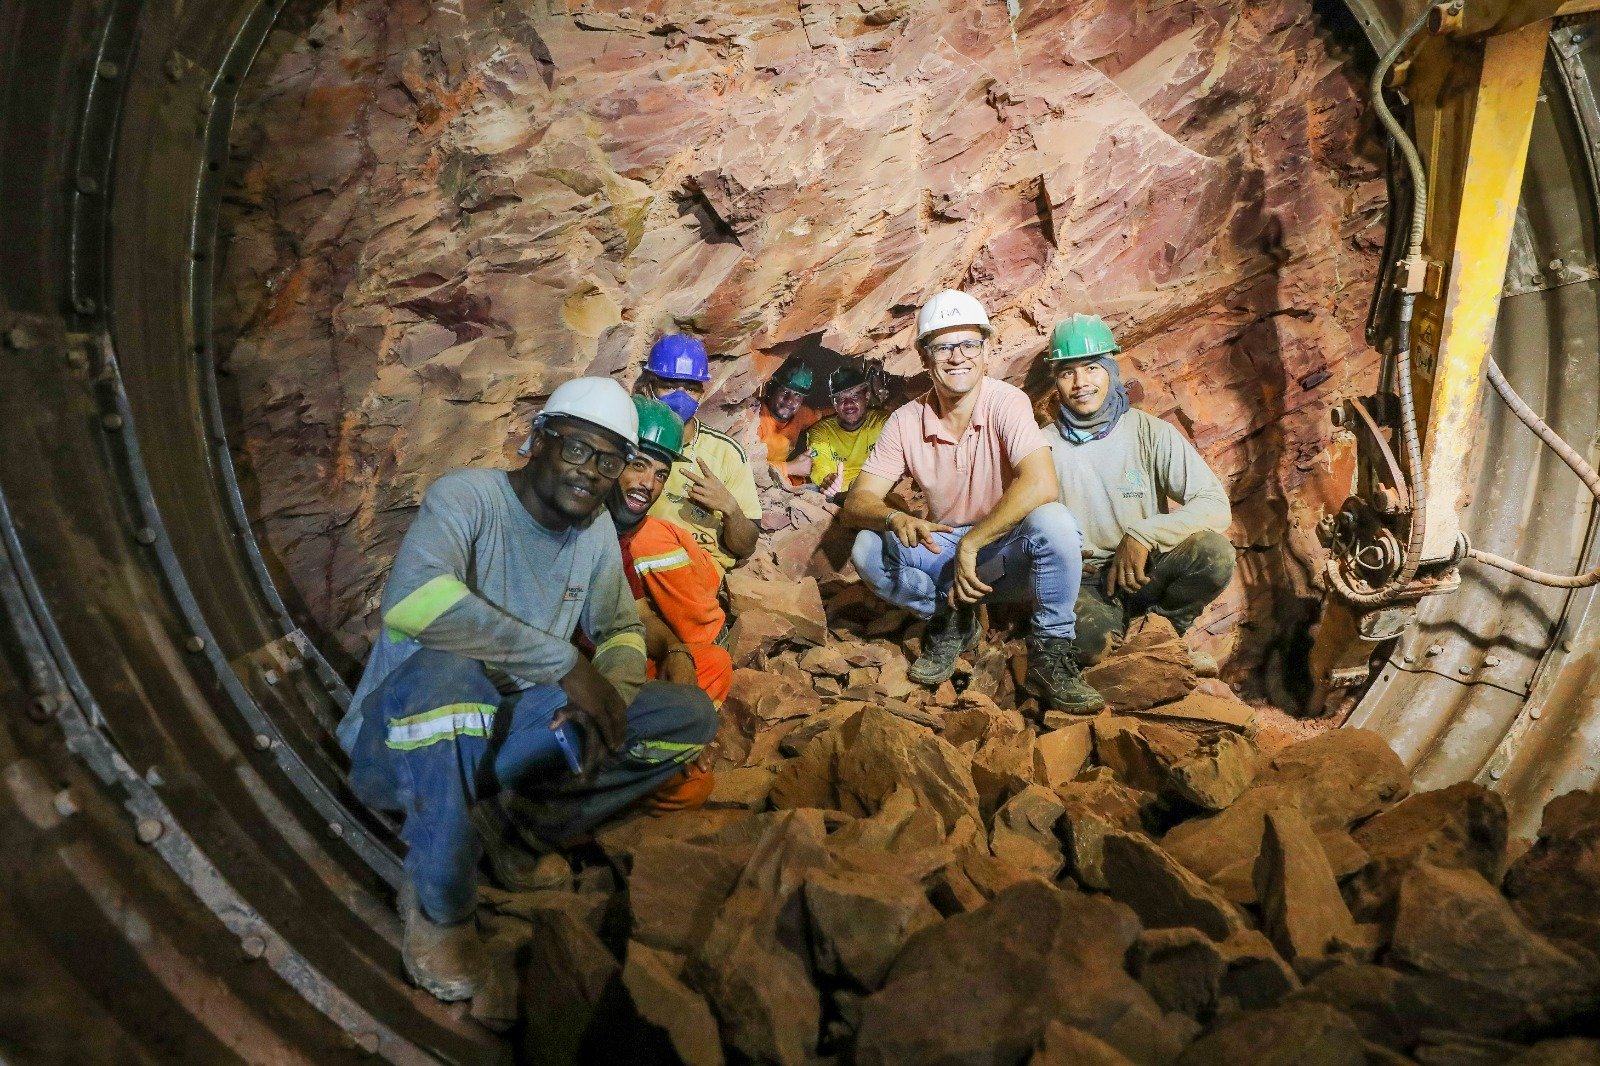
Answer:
[
  {"left": 341, "top": 377, "right": 717, "bottom": 1003},
  {"left": 1043, "top": 315, "right": 1235, "bottom": 674}
]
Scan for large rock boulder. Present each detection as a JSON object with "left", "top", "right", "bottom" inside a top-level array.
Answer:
[
  {"left": 1057, "top": 776, "right": 1152, "bottom": 891},
  {"left": 1161, "top": 730, "right": 1409, "bottom": 900},
  {"left": 857, "top": 881, "right": 1188, "bottom": 1065},
  {"left": 1101, "top": 831, "right": 1248, "bottom": 942},
  {"left": 689, "top": 811, "right": 829, "bottom": 1064},
  {"left": 1253, "top": 808, "right": 1358, "bottom": 971},
  {"left": 803, "top": 869, "right": 941, "bottom": 992},
  {"left": 1503, "top": 788, "right": 1600, "bottom": 967},
  {"left": 1346, "top": 781, "right": 1507, "bottom": 923},
  {"left": 1083, "top": 615, "right": 1198, "bottom": 712},
  {"left": 1388, "top": 863, "right": 1598, "bottom": 1031},
  {"left": 1174, "top": 1002, "right": 1366, "bottom": 1066}
]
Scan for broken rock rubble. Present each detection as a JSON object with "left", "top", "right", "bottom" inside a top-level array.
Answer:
[{"left": 475, "top": 608, "right": 1600, "bottom": 1063}]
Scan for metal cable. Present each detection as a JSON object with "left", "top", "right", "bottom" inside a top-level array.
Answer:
[
  {"left": 1325, "top": 6, "right": 1435, "bottom": 607},
  {"left": 1464, "top": 358, "right": 1600, "bottom": 588}
]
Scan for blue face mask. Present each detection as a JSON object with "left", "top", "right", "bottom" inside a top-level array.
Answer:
[{"left": 658, "top": 389, "right": 700, "bottom": 423}]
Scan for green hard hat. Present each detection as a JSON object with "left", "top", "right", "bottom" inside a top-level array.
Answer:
[
  {"left": 1047, "top": 314, "right": 1120, "bottom": 361},
  {"left": 631, "top": 395, "right": 687, "bottom": 464},
  {"left": 773, "top": 360, "right": 815, "bottom": 393}
]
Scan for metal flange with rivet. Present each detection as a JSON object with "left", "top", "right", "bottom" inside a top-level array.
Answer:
[
  {"left": 241, "top": 934, "right": 267, "bottom": 960},
  {"left": 101, "top": 412, "right": 123, "bottom": 430},
  {"left": 135, "top": 818, "right": 164, "bottom": 844},
  {"left": 184, "top": 635, "right": 206, "bottom": 653}
]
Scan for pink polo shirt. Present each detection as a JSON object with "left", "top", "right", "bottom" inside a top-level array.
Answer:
[{"left": 859, "top": 377, "right": 1049, "bottom": 526}]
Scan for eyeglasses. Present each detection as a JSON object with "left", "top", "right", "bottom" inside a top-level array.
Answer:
[
  {"left": 926, "top": 339, "right": 984, "bottom": 362},
  {"left": 542, "top": 429, "right": 628, "bottom": 479}
]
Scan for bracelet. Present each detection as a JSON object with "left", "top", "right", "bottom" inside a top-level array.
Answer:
[
  {"left": 664, "top": 647, "right": 694, "bottom": 663},
  {"left": 883, "top": 509, "right": 901, "bottom": 530}
]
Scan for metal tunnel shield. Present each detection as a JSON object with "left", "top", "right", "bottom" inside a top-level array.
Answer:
[{"left": 0, "top": 0, "right": 1596, "bottom": 1058}]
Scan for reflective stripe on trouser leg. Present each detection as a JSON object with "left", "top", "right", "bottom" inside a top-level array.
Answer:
[
  {"left": 499, "top": 680, "right": 719, "bottom": 846},
  {"left": 347, "top": 647, "right": 500, "bottom": 925}
]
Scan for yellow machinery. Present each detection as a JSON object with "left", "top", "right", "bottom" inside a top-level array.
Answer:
[{"left": 1317, "top": 0, "right": 1600, "bottom": 707}]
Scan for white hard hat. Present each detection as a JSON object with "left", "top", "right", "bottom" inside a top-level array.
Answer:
[
  {"left": 537, "top": 377, "right": 639, "bottom": 446},
  {"left": 916, "top": 289, "right": 992, "bottom": 342}
]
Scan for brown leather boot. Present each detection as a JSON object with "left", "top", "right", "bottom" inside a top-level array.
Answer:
[{"left": 399, "top": 882, "right": 487, "bottom": 1002}]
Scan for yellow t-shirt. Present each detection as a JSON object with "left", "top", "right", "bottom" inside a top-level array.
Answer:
[
  {"left": 806, "top": 410, "right": 890, "bottom": 491},
  {"left": 649, "top": 422, "right": 762, "bottom": 572}
]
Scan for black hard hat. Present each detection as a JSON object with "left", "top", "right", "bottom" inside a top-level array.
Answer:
[{"left": 828, "top": 363, "right": 868, "bottom": 395}]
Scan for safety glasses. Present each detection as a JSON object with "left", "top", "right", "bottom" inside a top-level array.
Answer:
[
  {"left": 542, "top": 429, "right": 628, "bottom": 479},
  {"left": 926, "top": 339, "right": 984, "bottom": 362}
]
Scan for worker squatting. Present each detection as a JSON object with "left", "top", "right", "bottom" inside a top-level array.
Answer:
[{"left": 337, "top": 291, "right": 1237, "bottom": 1000}]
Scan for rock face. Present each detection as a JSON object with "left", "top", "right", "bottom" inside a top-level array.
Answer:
[{"left": 219, "top": 0, "right": 1383, "bottom": 676}]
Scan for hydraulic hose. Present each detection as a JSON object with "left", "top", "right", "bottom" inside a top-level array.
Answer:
[
  {"left": 1326, "top": 6, "right": 1434, "bottom": 607},
  {"left": 1464, "top": 359, "right": 1600, "bottom": 588}
]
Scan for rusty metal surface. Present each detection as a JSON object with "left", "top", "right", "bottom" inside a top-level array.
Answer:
[
  {"left": 0, "top": 0, "right": 505, "bottom": 1060},
  {"left": 1349, "top": 15, "right": 1600, "bottom": 838}
]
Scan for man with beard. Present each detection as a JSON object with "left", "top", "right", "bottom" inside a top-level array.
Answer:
[
  {"left": 1042, "top": 314, "right": 1234, "bottom": 672},
  {"left": 802, "top": 361, "right": 890, "bottom": 499},
  {"left": 635, "top": 334, "right": 762, "bottom": 572},
  {"left": 608, "top": 395, "right": 734, "bottom": 707},
  {"left": 339, "top": 377, "right": 718, "bottom": 1003},
  {"left": 757, "top": 358, "right": 822, "bottom": 485},
  {"left": 842, "top": 291, "right": 1103, "bottom": 713}
]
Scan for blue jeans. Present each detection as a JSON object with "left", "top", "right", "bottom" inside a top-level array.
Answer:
[
  {"left": 851, "top": 502, "right": 1083, "bottom": 639},
  {"left": 348, "top": 648, "right": 717, "bottom": 924}
]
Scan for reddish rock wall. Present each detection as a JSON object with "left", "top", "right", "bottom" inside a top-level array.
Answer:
[{"left": 218, "top": 0, "right": 1383, "bottom": 681}]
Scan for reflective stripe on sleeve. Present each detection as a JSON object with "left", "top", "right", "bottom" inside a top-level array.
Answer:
[
  {"left": 633, "top": 548, "right": 691, "bottom": 575},
  {"left": 383, "top": 574, "right": 472, "bottom": 641},
  {"left": 593, "top": 631, "right": 646, "bottom": 660}
]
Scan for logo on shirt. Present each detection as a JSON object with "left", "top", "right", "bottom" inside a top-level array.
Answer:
[
  {"left": 563, "top": 586, "right": 585, "bottom": 602},
  {"left": 1121, "top": 470, "right": 1148, "bottom": 499}
]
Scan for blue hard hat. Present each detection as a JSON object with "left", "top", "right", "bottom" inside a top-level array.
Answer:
[{"left": 646, "top": 335, "right": 711, "bottom": 383}]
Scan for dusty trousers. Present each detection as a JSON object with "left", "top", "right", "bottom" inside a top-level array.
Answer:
[
  {"left": 1073, "top": 530, "right": 1236, "bottom": 662},
  {"left": 347, "top": 647, "right": 716, "bottom": 924}
]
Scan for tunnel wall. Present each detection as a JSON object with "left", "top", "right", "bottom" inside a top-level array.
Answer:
[{"left": 214, "top": 0, "right": 1385, "bottom": 689}]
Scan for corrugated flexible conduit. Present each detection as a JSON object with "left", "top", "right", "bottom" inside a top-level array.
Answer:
[{"left": 1326, "top": 5, "right": 1433, "bottom": 607}]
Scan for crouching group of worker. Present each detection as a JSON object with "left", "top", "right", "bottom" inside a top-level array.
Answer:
[{"left": 338, "top": 289, "right": 1236, "bottom": 1000}]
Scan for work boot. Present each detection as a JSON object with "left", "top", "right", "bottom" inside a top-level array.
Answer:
[
  {"left": 908, "top": 606, "right": 981, "bottom": 685},
  {"left": 1026, "top": 635, "right": 1105, "bottom": 714},
  {"left": 399, "top": 882, "right": 486, "bottom": 1002}
]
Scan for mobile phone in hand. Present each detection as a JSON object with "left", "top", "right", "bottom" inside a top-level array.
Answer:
[{"left": 552, "top": 721, "right": 584, "bottom": 776}]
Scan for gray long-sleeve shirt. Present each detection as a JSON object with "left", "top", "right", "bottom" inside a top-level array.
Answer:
[
  {"left": 1044, "top": 410, "right": 1231, "bottom": 562},
  {"left": 337, "top": 468, "right": 646, "bottom": 751}
]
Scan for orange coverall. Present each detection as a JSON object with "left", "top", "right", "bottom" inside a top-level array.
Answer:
[{"left": 618, "top": 517, "right": 733, "bottom": 705}]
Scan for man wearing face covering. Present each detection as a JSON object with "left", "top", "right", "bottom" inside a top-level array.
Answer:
[
  {"left": 1043, "top": 315, "right": 1235, "bottom": 674},
  {"left": 634, "top": 334, "right": 762, "bottom": 573}
]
